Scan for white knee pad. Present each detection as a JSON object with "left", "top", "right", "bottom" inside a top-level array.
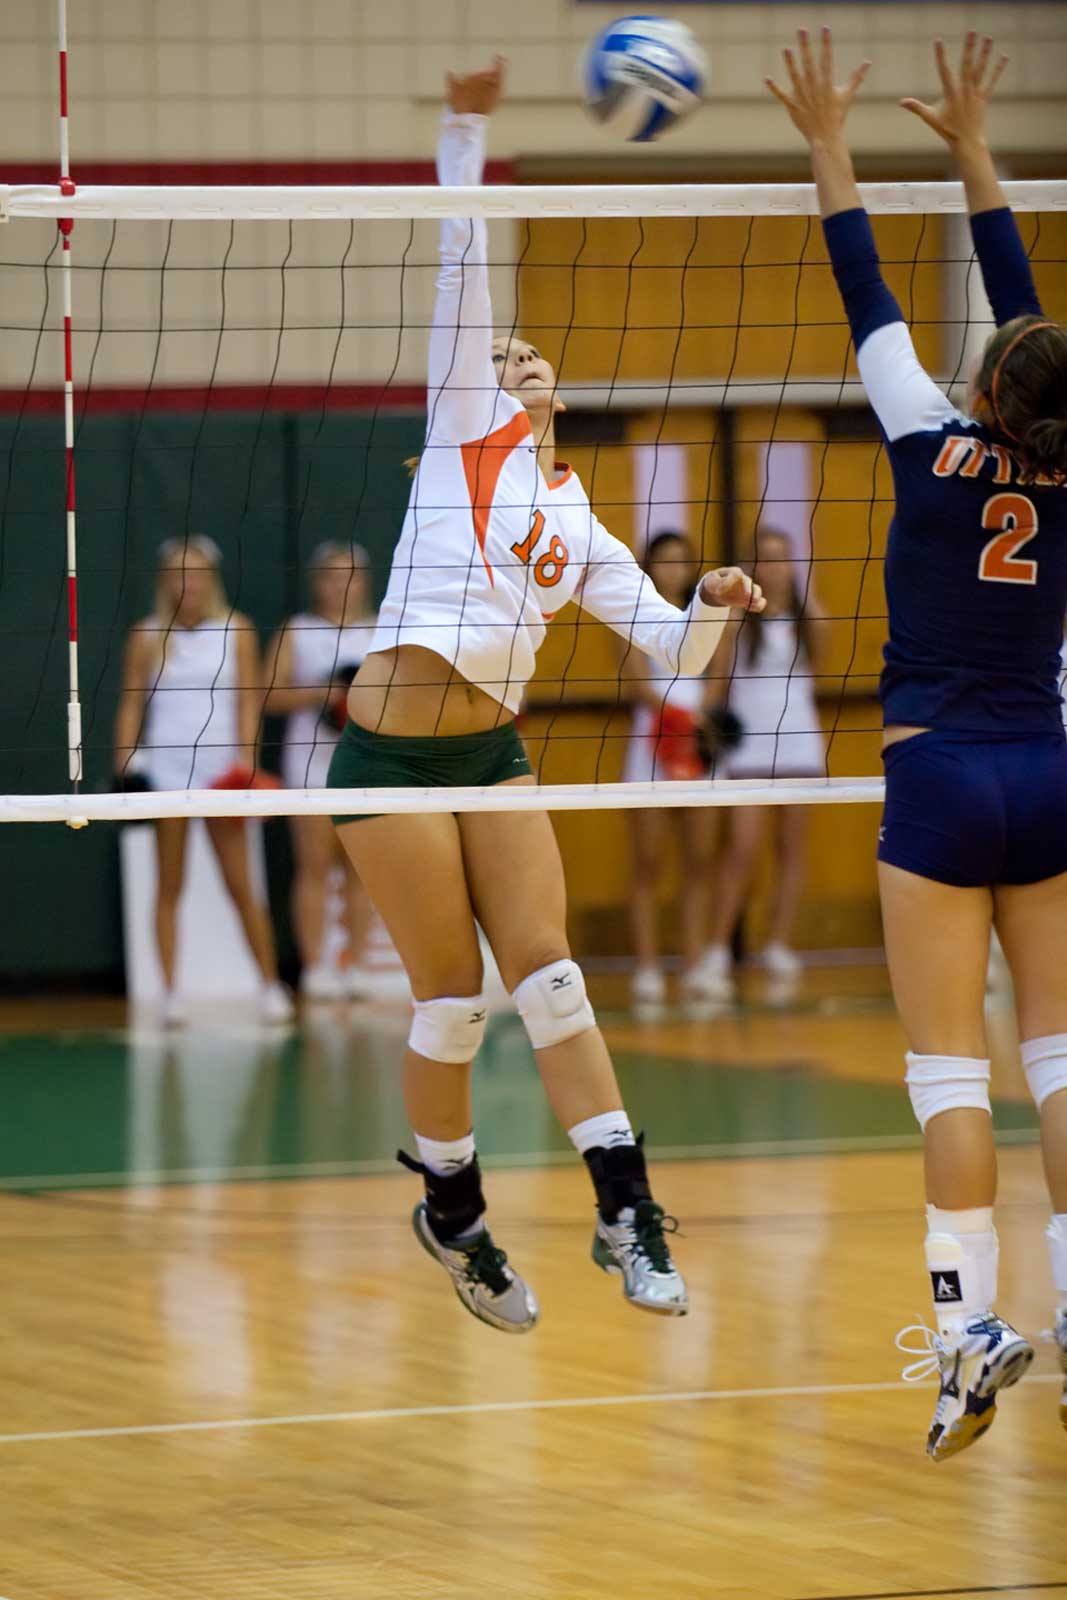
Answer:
[
  {"left": 513, "top": 959, "right": 596, "bottom": 1050},
  {"left": 1021, "top": 1034, "right": 1067, "bottom": 1110},
  {"left": 408, "top": 994, "right": 488, "bottom": 1064},
  {"left": 905, "top": 1052, "right": 991, "bottom": 1131}
]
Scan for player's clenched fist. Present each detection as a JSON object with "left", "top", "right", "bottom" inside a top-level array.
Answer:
[
  {"left": 699, "top": 567, "right": 766, "bottom": 612},
  {"left": 446, "top": 57, "right": 506, "bottom": 116}
]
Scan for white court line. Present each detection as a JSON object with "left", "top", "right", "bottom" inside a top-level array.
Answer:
[{"left": 0, "top": 1374, "right": 1060, "bottom": 1446}]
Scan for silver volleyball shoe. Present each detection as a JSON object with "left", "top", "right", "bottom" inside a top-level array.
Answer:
[
  {"left": 411, "top": 1202, "right": 539, "bottom": 1334},
  {"left": 592, "top": 1200, "right": 689, "bottom": 1316},
  {"left": 398, "top": 1149, "right": 539, "bottom": 1335},
  {"left": 897, "top": 1313, "right": 1034, "bottom": 1462}
]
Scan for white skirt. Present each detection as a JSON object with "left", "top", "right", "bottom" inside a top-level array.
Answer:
[
  {"left": 139, "top": 740, "right": 240, "bottom": 792},
  {"left": 722, "top": 728, "right": 827, "bottom": 779}
]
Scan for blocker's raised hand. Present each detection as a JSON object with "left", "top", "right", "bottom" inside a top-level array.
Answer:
[
  {"left": 446, "top": 56, "right": 506, "bottom": 116},
  {"left": 699, "top": 567, "right": 766, "bottom": 613},
  {"left": 765, "top": 27, "right": 870, "bottom": 146},
  {"left": 900, "top": 33, "right": 1009, "bottom": 147}
]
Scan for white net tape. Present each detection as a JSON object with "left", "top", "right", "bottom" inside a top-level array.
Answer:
[
  {"left": 4, "top": 180, "right": 1066, "bottom": 222},
  {"left": 0, "top": 777, "right": 886, "bottom": 827}
]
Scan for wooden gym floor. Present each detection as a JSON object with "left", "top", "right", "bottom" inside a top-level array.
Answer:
[{"left": 0, "top": 967, "right": 1063, "bottom": 1600}]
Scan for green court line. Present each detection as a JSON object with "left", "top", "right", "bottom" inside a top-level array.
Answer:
[{"left": 0, "top": 1019, "right": 1039, "bottom": 1192}]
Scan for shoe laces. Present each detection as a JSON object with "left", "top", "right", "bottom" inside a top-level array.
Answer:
[
  {"left": 896, "top": 1315, "right": 1000, "bottom": 1383},
  {"left": 460, "top": 1234, "right": 512, "bottom": 1297},
  {"left": 631, "top": 1200, "right": 679, "bottom": 1274},
  {"left": 895, "top": 1322, "right": 949, "bottom": 1384}
]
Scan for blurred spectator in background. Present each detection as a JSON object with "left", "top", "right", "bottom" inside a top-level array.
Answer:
[
  {"left": 114, "top": 535, "right": 293, "bottom": 1026},
  {"left": 264, "top": 542, "right": 377, "bottom": 1000},
  {"left": 697, "top": 527, "right": 831, "bottom": 1000},
  {"left": 620, "top": 531, "right": 719, "bottom": 1010}
]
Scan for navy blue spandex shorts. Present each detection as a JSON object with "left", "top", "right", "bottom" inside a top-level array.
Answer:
[{"left": 879, "top": 730, "right": 1067, "bottom": 888}]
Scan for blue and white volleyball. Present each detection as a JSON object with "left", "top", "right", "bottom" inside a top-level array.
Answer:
[{"left": 583, "top": 15, "right": 708, "bottom": 143}]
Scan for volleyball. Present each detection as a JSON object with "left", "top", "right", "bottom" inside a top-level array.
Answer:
[{"left": 582, "top": 15, "right": 709, "bottom": 142}]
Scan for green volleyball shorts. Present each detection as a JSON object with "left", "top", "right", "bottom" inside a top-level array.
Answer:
[{"left": 328, "top": 718, "right": 533, "bottom": 826}]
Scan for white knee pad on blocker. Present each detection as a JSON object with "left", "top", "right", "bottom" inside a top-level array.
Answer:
[
  {"left": 905, "top": 1053, "right": 991, "bottom": 1131},
  {"left": 1021, "top": 1034, "right": 1067, "bottom": 1110},
  {"left": 513, "top": 959, "right": 596, "bottom": 1050},
  {"left": 408, "top": 994, "right": 489, "bottom": 1064}
]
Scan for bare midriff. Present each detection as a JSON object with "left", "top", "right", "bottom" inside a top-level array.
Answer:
[
  {"left": 882, "top": 723, "right": 933, "bottom": 750},
  {"left": 346, "top": 646, "right": 512, "bottom": 737}
]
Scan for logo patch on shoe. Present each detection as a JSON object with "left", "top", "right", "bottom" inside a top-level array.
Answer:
[{"left": 931, "top": 1269, "right": 963, "bottom": 1302}]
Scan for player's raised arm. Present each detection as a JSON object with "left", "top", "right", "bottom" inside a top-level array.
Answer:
[
  {"left": 766, "top": 28, "right": 959, "bottom": 444},
  {"left": 424, "top": 58, "right": 510, "bottom": 447},
  {"left": 577, "top": 517, "right": 763, "bottom": 680},
  {"left": 902, "top": 35, "right": 1042, "bottom": 327}
]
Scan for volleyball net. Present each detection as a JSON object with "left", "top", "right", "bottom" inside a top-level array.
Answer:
[{"left": 1, "top": 178, "right": 1064, "bottom": 825}]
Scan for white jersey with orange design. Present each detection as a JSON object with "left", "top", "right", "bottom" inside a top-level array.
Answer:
[{"left": 368, "top": 113, "right": 729, "bottom": 716}]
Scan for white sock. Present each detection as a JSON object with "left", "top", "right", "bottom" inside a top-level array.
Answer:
[
  {"left": 414, "top": 1130, "right": 476, "bottom": 1176},
  {"left": 413, "top": 1131, "right": 482, "bottom": 1241},
  {"left": 568, "top": 1111, "right": 634, "bottom": 1156},
  {"left": 1046, "top": 1215, "right": 1067, "bottom": 1315},
  {"left": 925, "top": 1205, "right": 998, "bottom": 1336}
]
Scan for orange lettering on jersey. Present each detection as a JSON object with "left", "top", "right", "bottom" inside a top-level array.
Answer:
[
  {"left": 460, "top": 410, "right": 535, "bottom": 589},
  {"left": 932, "top": 435, "right": 973, "bottom": 478},
  {"left": 510, "top": 510, "right": 544, "bottom": 566},
  {"left": 978, "top": 492, "right": 1039, "bottom": 585},
  {"left": 534, "top": 535, "right": 569, "bottom": 588},
  {"left": 959, "top": 441, "right": 991, "bottom": 478},
  {"left": 511, "top": 512, "right": 570, "bottom": 590},
  {"left": 988, "top": 444, "right": 1013, "bottom": 484}
]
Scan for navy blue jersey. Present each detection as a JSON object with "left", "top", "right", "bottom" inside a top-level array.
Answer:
[{"left": 824, "top": 207, "right": 1067, "bottom": 735}]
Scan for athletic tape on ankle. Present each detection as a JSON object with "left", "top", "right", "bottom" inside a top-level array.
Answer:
[
  {"left": 408, "top": 994, "right": 489, "bottom": 1064},
  {"left": 1020, "top": 1034, "right": 1067, "bottom": 1110},
  {"left": 905, "top": 1053, "right": 991, "bottom": 1131}
]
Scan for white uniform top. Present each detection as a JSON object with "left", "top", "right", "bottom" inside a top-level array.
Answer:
[
  {"left": 724, "top": 614, "right": 825, "bottom": 778},
  {"left": 622, "top": 672, "right": 707, "bottom": 784},
  {"left": 139, "top": 616, "right": 242, "bottom": 790},
  {"left": 280, "top": 611, "right": 377, "bottom": 789},
  {"left": 368, "top": 114, "right": 729, "bottom": 715}
]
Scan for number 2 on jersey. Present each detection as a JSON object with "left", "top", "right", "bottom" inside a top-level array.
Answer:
[
  {"left": 977, "top": 493, "right": 1039, "bottom": 586},
  {"left": 511, "top": 510, "right": 570, "bottom": 589}
]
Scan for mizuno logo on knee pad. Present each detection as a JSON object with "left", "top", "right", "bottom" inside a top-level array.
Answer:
[
  {"left": 513, "top": 958, "right": 596, "bottom": 1050},
  {"left": 408, "top": 993, "right": 490, "bottom": 1065}
]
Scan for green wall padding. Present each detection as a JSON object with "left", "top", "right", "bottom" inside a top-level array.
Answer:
[{"left": 0, "top": 405, "right": 423, "bottom": 980}]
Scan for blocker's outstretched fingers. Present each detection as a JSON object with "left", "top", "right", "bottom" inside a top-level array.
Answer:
[
  {"left": 972, "top": 33, "right": 993, "bottom": 86},
  {"left": 764, "top": 75, "right": 794, "bottom": 111},
  {"left": 961, "top": 28, "right": 976, "bottom": 82},
  {"left": 933, "top": 37, "right": 957, "bottom": 97},
  {"left": 987, "top": 52, "right": 1009, "bottom": 96},
  {"left": 782, "top": 46, "right": 804, "bottom": 100},
  {"left": 846, "top": 58, "right": 871, "bottom": 102},
  {"left": 796, "top": 26, "right": 818, "bottom": 88}
]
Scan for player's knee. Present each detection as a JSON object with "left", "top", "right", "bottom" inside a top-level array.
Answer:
[
  {"left": 905, "top": 1052, "right": 991, "bottom": 1131},
  {"left": 512, "top": 958, "right": 596, "bottom": 1050},
  {"left": 1021, "top": 1034, "right": 1067, "bottom": 1110},
  {"left": 408, "top": 993, "right": 489, "bottom": 1064}
]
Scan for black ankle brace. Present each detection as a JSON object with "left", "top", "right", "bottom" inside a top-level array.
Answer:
[
  {"left": 397, "top": 1149, "right": 486, "bottom": 1244},
  {"left": 582, "top": 1133, "right": 652, "bottom": 1223}
]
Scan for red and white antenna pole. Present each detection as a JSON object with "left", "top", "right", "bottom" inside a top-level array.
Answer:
[{"left": 57, "top": 0, "right": 82, "bottom": 788}]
